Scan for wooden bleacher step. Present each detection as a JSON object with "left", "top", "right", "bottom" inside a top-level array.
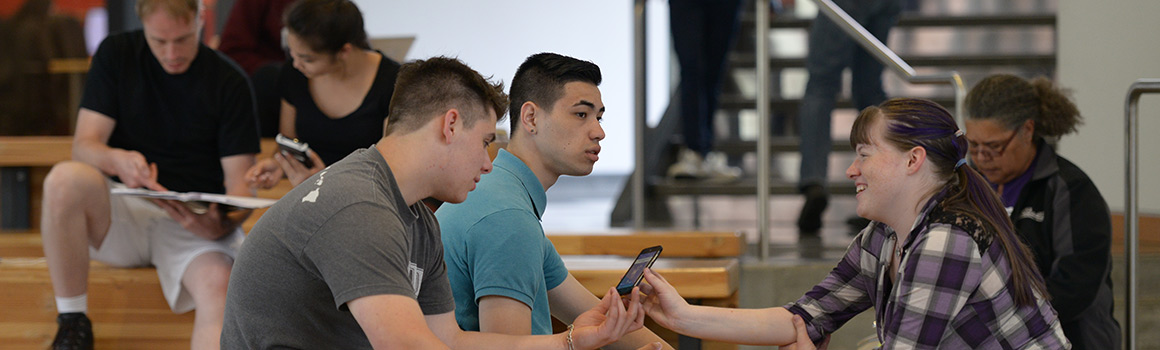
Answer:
[
  {"left": 0, "top": 258, "right": 193, "bottom": 349},
  {"left": 0, "top": 255, "right": 739, "bottom": 350}
]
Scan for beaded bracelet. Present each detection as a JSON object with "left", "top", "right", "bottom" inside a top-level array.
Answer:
[{"left": 566, "top": 324, "right": 575, "bottom": 350}]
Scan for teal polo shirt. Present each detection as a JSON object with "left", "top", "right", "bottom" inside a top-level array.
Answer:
[{"left": 436, "top": 149, "right": 569, "bottom": 335}]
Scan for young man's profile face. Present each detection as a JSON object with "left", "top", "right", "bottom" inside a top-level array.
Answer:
[
  {"left": 437, "top": 106, "right": 498, "bottom": 204},
  {"left": 142, "top": 9, "right": 201, "bottom": 74},
  {"left": 536, "top": 81, "right": 605, "bottom": 177}
]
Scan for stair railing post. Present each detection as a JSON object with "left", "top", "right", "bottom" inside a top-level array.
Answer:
[
  {"left": 633, "top": 0, "right": 648, "bottom": 230},
  {"left": 755, "top": 0, "right": 771, "bottom": 260},
  {"left": 1124, "top": 78, "right": 1160, "bottom": 350}
]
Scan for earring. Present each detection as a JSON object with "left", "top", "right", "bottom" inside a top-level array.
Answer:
[{"left": 529, "top": 128, "right": 535, "bottom": 134}]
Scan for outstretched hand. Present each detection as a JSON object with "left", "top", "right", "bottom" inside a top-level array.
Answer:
[
  {"left": 637, "top": 268, "right": 689, "bottom": 330},
  {"left": 245, "top": 158, "right": 285, "bottom": 189},
  {"left": 570, "top": 287, "right": 647, "bottom": 350}
]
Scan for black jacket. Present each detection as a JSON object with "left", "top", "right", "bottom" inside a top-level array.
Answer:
[{"left": 1010, "top": 140, "right": 1120, "bottom": 350}]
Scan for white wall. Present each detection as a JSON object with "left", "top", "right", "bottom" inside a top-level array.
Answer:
[
  {"left": 1058, "top": 0, "right": 1160, "bottom": 213},
  {"left": 354, "top": 0, "right": 673, "bottom": 176}
]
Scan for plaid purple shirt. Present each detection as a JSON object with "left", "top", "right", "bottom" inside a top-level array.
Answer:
[{"left": 785, "top": 200, "right": 1071, "bottom": 349}]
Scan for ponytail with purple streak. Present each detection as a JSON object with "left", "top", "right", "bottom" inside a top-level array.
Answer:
[{"left": 850, "top": 97, "right": 1049, "bottom": 307}]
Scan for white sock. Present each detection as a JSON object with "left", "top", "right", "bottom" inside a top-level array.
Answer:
[{"left": 56, "top": 294, "right": 87, "bottom": 314}]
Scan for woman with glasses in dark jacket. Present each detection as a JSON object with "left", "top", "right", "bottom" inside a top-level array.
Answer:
[{"left": 964, "top": 74, "right": 1120, "bottom": 350}]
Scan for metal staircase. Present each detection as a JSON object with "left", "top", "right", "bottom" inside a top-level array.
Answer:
[{"left": 611, "top": 0, "right": 1059, "bottom": 228}]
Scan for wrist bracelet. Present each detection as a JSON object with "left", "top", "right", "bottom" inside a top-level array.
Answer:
[{"left": 566, "top": 324, "right": 575, "bottom": 350}]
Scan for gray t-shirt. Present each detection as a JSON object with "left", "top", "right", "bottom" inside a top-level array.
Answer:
[{"left": 222, "top": 147, "right": 455, "bottom": 349}]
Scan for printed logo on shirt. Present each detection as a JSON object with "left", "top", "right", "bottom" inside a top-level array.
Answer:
[
  {"left": 301, "top": 170, "right": 328, "bottom": 203},
  {"left": 1018, "top": 207, "right": 1045, "bottom": 223},
  {"left": 408, "top": 262, "right": 423, "bottom": 298}
]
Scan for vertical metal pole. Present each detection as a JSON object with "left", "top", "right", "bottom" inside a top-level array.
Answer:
[
  {"left": 1122, "top": 78, "right": 1160, "bottom": 350},
  {"left": 1125, "top": 86, "right": 1140, "bottom": 350},
  {"left": 632, "top": 0, "right": 648, "bottom": 230},
  {"left": 756, "top": 0, "right": 771, "bottom": 260}
]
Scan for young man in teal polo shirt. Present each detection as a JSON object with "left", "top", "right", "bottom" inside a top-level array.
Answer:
[{"left": 436, "top": 53, "right": 671, "bottom": 350}]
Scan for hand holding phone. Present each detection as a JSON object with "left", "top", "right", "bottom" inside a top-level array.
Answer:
[
  {"left": 275, "top": 134, "right": 315, "bottom": 168},
  {"left": 616, "top": 245, "right": 663, "bottom": 295}
]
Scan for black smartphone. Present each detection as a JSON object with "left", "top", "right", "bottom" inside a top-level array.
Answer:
[
  {"left": 275, "top": 134, "right": 314, "bottom": 168},
  {"left": 616, "top": 245, "right": 663, "bottom": 295}
]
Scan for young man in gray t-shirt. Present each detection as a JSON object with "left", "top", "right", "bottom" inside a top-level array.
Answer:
[{"left": 222, "top": 56, "right": 652, "bottom": 350}]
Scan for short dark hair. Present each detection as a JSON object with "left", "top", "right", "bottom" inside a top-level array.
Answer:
[
  {"left": 508, "top": 53, "right": 602, "bottom": 132},
  {"left": 283, "top": 0, "right": 370, "bottom": 54},
  {"left": 384, "top": 56, "right": 508, "bottom": 136}
]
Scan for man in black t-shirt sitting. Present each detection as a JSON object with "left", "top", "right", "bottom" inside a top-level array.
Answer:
[{"left": 39, "top": 0, "right": 260, "bottom": 349}]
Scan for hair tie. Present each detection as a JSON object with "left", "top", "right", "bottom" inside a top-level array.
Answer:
[
  {"left": 954, "top": 129, "right": 965, "bottom": 137},
  {"left": 955, "top": 158, "right": 968, "bottom": 170}
]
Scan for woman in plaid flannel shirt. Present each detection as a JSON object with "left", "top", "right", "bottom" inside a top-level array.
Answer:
[{"left": 640, "top": 98, "right": 1070, "bottom": 349}]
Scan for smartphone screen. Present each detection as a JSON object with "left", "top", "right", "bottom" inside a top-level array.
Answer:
[{"left": 616, "top": 245, "right": 663, "bottom": 295}]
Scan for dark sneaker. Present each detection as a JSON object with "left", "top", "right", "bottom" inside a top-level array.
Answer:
[
  {"left": 51, "top": 313, "right": 93, "bottom": 350},
  {"left": 797, "top": 185, "right": 828, "bottom": 236}
]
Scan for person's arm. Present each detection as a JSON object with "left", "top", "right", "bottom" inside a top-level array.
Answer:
[
  {"left": 459, "top": 212, "right": 550, "bottom": 334},
  {"left": 72, "top": 108, "right": 164, "bottom": 191},
  {"left": 348, "top": 287, "right": 644, "bottom": 350},
  {"left": 783, "top": 315, "right": 827, "bottom": 350},
  {"left": 478, "top": 295, "right": 532, "bottom": 334},
  {"left": 350, "top": 294, "right": 457, "bottom": 349},
  {"left": 245, "top": 99, "right": 297, "bottom": 188},
  {"left": 640, "top": 226, "right": 879, "bottom": 346},
  {"left": 547, "top": 275, "right": 672, "bottom": 350},
  {"left": 219, "top": 153, "right": 256, "bottom": 229},
  {"left": 428, "top": 287, "right": 645, "bottom": 350},
  {"left": 882, "top": 225, "right": 981, "bottom": 349},
  {"left": 639, "top": 268, "right": 796, "bottom": 345},
  {"left": 1042, "top": 175, "right": 1114, "bottom": 322}
]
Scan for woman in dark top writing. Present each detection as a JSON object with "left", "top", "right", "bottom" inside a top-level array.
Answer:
[
  {"left": 246, "top": 0, "right": 400, "bottom": 188},
  {"left": 640, "top": 98, "right": 1070, "bottom": 349}
]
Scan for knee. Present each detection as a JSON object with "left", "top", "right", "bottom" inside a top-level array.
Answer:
[
  {"left": 42, "top": 161, "right": 104, "bottom": 211},
  {"left": 186, "top": 255, "right": 233, "bottom": 306}
]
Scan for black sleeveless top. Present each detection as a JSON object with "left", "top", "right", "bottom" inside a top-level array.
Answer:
[{"left": 278, "top": 51, "right": 400, "bottom": 165}]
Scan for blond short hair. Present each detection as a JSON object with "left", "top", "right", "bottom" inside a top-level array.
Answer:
[{"left": 135, "top": 0, "right": 199, "bottom": 22}]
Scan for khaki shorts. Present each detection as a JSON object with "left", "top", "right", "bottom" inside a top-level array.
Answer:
[{"left": 91, "top": 181, "right": 244, "bottom": 313}]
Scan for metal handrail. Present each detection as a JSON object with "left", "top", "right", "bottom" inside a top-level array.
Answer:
[
  {"left": 1123, "top": 78, "right": 1160, "bottom": 350},
  {"left": 812, "top": 0, "right": 966, "bottom": 120},
  {"left": 754, "top": 0, "right": 967, "bottom": 259}
]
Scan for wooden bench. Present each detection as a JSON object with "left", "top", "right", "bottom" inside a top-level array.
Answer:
[
  {"left": 0, "top": 257, "right": 736, "bottom": 349},
  {"left": 0, "top": 230, "right": 743, "bottom": 258},
  {"left": 548, "top": 230, "right": 743, "bottom": 258}
]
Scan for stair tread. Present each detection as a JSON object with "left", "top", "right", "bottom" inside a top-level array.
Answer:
[
  {"left": 717, "top": 95, "right": 955, "bottom": 111},
  {"left": 747, "top": 13, "right": 1057, "bottom": 29},
  {"left": 652, "top": 178, "right": 856, "bottom": 196},
  {"left": 716, "top": 138, "right": 855, "bottom": 154},
  {"left": 731, "top": 53, "right": 1056, "bottom": 68}
]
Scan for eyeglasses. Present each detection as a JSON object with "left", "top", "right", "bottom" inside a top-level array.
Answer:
[{"left": 967, "top": 128, "right": 1021, "bottom": 159}]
